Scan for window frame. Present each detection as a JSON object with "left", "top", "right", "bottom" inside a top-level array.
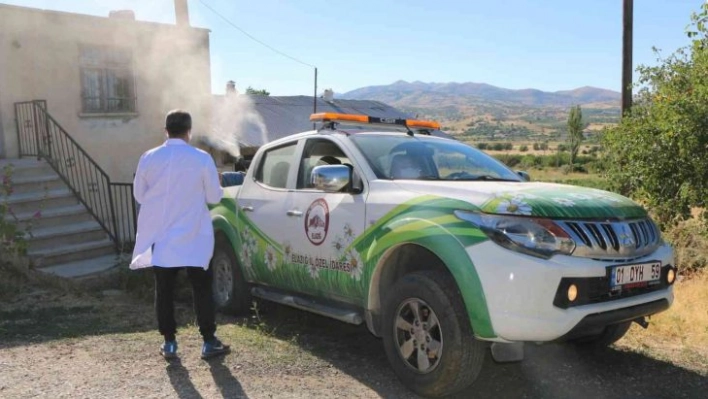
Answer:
[
  {"left": 254, "top": 142, "right": 299, "bottom": 189},
  {"left": 79, "top": 44, "right": 137, "bottom": 115}
]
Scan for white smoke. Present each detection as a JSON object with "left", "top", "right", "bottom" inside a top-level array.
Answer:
[{"left": 202, "top": 92, "right": 269, "bottom": 157}]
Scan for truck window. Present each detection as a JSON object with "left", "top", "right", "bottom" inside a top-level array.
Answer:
[
  {"left": 255, "top": 143, "right": 297, "bottom": 189},
  {"left": 297, "top": 139, "right": 351, "bottom": 189}
]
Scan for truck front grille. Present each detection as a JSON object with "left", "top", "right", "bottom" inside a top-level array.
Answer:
[{"left": 556, "top": 219, "right": 661, "bottom": 259}]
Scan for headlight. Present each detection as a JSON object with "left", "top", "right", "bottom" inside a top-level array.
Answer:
[{"left": 455, "top": 211, "right": 576, "bottom": 259}]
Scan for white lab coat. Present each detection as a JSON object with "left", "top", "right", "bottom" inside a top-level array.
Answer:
[{"left": 130, "top": 139, "right": 223, "bottom": 270}]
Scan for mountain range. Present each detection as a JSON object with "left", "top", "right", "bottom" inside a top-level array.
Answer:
[
  {"left": 338, "top": 80, "right": 621, "bottom": 137},
  {"left": 340, "top": 80, "right": 620, "bottom": 108}
]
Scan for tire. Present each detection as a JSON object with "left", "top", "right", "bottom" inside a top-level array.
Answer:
[
  {"left": 570, "top": 321, "right": 632, "bottom": 348},
  {"left": 210, "top": 235, "right": 251, "bottom": 315},
  {"left": 381, "top": 271, "right": 486, "bottom": 398}
]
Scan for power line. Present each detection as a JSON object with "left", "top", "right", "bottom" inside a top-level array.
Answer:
[{"left": 197, "top": 0, "right": 316, "bottom": 69}]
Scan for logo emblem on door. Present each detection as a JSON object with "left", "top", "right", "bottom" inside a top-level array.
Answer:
[{"left": 305, "top": 198, "right": 329, "bottom": 246}]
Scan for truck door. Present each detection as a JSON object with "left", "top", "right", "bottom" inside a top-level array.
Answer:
[
  {"left": 235, "top": 141, "right": 297, "bottom": 287},
  {"left": 283, "top": 137, "right": 367, "bottom": 303}
]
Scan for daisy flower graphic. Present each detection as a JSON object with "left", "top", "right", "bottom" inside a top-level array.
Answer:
[
  {"left": 346, "top": 250, "right": 363, "bottom": 281},
  {"left": 241, "top": 246, "right": 253, "bottom": 270},
  {"left": 513, "top": 192, "right": 540, "bottom": 200},
  {"left": 343, "top": 223, "right": 356, "bottom": 240},
  {"left": 496, "top": 197, "right": 532, "bottom": 215},
  {"left": 331, "top": 235, "right": 346, "bottom": 256},
  {"left": 264, "top": 246, "right": 278, "bottom": 271},
  {"left": 308, "top": 264, "right": 320, "bottom": 279},
  {"left": 568, "top": 193, "right": 593, "bottom": 200},
  {"left": 599, "top": 195, "right": 623, "bottom": 203},
  {"left": 553, "top": 198, "right": 575, "bottom": 207},
  {"left": 282, "top": 241, "right": 292, "bottom": 260}
]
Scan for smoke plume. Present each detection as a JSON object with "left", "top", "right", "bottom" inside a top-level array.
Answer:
[{"left": 201, "top": 92, "right": 269, "bottom": 157}]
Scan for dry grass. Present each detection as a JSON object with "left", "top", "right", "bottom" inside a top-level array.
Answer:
[
  {"left": 0, "top": 256, "right": 75, "bottom": 302},
  {"left": 619, "top": 269, "right": 708, "bottom": 371}
]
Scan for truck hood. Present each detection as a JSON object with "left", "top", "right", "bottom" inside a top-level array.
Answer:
[{"left": 393, "top": 181, "right": 647, "bottom": 220}]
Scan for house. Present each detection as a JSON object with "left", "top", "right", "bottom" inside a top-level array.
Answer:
[
  {"left": 0, "top": 1, "right": 211, "bottom": 277},
  {"left": 206, "top": 86, "right": 441, "bottom": 168},
  {"left": 0, "top": 2, "right": 211, "bottom": 182}
]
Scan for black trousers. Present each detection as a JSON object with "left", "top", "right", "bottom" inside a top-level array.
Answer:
[{"left": 154, "top": 266, "right": 216, "bottom": 342}]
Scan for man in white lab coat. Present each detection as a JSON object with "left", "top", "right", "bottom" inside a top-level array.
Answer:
[{"left": 131, "top": 109, "right": 229, "bottom": 360}]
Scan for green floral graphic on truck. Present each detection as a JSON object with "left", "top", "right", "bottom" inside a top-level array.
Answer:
[
  {"left": 481, "top": 186, "right": 647, "bottom": 219},
  {"left": 222, "top": 196, "right": 488, "bottom": 303}
]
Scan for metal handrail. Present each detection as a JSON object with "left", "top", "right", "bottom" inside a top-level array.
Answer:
[{"left": 14, "top": 100, "right": 136, "bottom": 251}]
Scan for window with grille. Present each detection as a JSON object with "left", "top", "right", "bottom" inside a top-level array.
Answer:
[{"left": 80, "top": 45, "right": 136, "bottom": 113}]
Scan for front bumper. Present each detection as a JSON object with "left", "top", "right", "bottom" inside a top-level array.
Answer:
[
  {"left": 557, "top": 299, "right": 669, "bottom": 341},
  {"left": 468, "top": 241, "right": 675, "bottom": 342}
]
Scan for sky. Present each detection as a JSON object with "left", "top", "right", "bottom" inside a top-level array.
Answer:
[{"left": 1, "top": 0, "right": 704, "bottom": 95}]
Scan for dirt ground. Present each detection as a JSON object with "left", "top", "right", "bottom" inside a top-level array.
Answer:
[{"left": 1, "top": 284, "right": 706, "bottom": 399}]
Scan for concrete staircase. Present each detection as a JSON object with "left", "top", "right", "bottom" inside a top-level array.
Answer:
[{"left": 1, "top": 158, "right": 120, "bottom": 278}]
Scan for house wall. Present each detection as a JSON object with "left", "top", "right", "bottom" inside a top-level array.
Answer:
[{"left": 0, "top": 5, "right": 212, "bottom": 182}]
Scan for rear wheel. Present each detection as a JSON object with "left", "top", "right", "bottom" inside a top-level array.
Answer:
[
  {"left": 210, "top": 236, "right": 250, "bottom": 315},
  {"left": 570, "top": 321, "right": 632, "bottom": 348},
  {"left": 382, "top": 271, "right": 486, "bottom": 398}
]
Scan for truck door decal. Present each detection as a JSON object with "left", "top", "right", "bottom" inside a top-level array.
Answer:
[{"left": 304, "top": 198, "right": 329, "bottom": 245}]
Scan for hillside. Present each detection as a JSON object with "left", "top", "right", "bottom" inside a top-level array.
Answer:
[{"left": 339, "top": 81, "right": 621, "bottom": 140}]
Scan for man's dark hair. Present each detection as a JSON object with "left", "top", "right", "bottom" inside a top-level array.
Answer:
[{"left": 165, "top": 110, "right": 192, "bottom": 137}]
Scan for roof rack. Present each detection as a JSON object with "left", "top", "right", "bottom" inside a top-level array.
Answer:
[{"left": 310, "top": 112, "right": 440, "bottom": 135}]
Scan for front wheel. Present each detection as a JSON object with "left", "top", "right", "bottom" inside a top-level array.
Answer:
[
  {"left": 210, "top": 236, "right": 251, "bottom": 315},
  {"left": 382, "top": 271, "right": 486, "bottom": 398}
]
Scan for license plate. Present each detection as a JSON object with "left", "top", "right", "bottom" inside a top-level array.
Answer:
[{"left": 611, "top": 262, "right": 662, "bottom": 288}]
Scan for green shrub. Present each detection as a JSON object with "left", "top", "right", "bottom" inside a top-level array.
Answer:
[
  {"left": 519, "top": 145, "right": 529, "bottom": 152},
  {"left": 603, "top": 4, "right": 708, "bottom": 225},
  {"left": 494, "top": 154, "right": 522, "bottom": 168}
]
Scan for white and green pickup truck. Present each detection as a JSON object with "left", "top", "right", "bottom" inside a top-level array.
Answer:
[{"left": 209, "top": 113, "right": 676, "bottom": 398}]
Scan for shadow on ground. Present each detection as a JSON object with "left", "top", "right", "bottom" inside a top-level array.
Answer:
[
  {"left": 247, "top": 301, "right": 708, "bottom": 399},
  {"left": 0, "top": 269, "right": 192, "bottom": 348},
  {"left": 1, "top": 287, "right": 705, "bottom": 398}
]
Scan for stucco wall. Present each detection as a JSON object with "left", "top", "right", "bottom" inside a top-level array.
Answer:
[{"left": 0, "top": 5, "right": 212, "bottom": 182}]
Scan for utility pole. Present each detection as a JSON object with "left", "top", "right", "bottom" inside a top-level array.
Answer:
[
  {"left": 621, "top": 0, "right": 633, "bottom": 117},
  {"left": 313, "top": 67, "right": 318, "bottom": 130}
]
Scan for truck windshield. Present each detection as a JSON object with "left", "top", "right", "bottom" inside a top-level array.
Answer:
[{"left": 350, "top": 134, "right": 522, "bottom": 181}]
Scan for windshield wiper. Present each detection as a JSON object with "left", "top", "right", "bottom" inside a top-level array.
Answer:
[{"left": 457, "top": 175, "right": 520, "bottom": 182}]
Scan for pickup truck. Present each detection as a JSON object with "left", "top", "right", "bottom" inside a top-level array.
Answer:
[{"left": 209, "top": 113, "right": 676, "bottom": 398}]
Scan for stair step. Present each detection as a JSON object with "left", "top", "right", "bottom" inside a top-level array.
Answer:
[
  {"left": 27, "top": 221, "right": 107, "bottom": 251},
  {"left": 0, "top": 159, "right": 54, "bottom": 179},
  {"left": 29, "top": 239, "right": 115, "bottom": 268},
  {"left": 41, "top": 255, "right": 121, "bottom": 279},
  {"left": 4, "top": 188, "right": 78, "bottom": 214},
  {"left": 4, "top": 204, "right": 93, "bottom": 230},
  {"left": 7, "top": 173, "right": 66, "bottom": 194}
]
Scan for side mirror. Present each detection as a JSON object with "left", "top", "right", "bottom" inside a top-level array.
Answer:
[
  {"left": 310, "top": 165, "right": 361, "bottom": 193},
  {"left": 516, "top": 170, "right": 531, "bottom": 182},
  {"left": 221, "top": 171, "right": 246, "bottom": 187}
]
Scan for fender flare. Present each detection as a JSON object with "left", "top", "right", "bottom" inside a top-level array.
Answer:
[{"left": 365, "top": 218, "right": 495, "bottom": 339}]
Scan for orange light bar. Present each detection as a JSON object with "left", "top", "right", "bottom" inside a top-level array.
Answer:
[
  {"left": 310, "top": 113, "right": 369, "bottom": 124},
  {"left": 406, "top": 119, "right": 441, "bottom": 130},
  {"left": 310, "top": 112, "right": 440, "bottom": 130}
]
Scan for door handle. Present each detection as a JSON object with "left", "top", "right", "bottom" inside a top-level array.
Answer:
[
  {"left": 286, "top": 210, "right": 303, "bottom": 217},
  {"left": 241, "top": 205, "right": 254, "bottom": 212}
]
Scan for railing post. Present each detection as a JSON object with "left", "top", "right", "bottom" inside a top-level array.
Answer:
[
  {"left": 130, "top": 184, "right": 137, "bottom": 237},
  {"left": 108, "top": 182, "right": 119, "bottom": 251},
  {"left": 39, "top": 101, "right": 52, "bottom": 160},
  {"left": 13, "top": 103, "right": 22, "bottom": 158},
  {"left": 31, "top": 103, "right": 42, "bottom": 160}
]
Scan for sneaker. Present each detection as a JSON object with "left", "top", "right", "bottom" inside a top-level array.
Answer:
[
  {"left": 201, "top": 338, "right": 230, "bottom": 360},
  {"left": 160, "top": 340, "right": 178, "bottom": 360}
]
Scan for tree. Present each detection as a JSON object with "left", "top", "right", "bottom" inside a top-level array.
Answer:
[
  {"left": 567, "top": 105, "right": 584, "bottom": 171},
  {"left": 245, "top": 86, "right": 270, "bottom": 96},
  {"left": 603, "top": 3, "right": 708, "bottom": 223}
]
